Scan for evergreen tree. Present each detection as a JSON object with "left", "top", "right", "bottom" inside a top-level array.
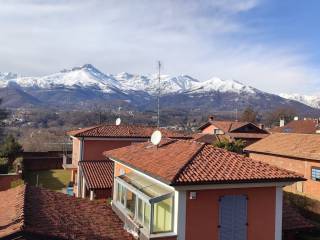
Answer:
[
  {"left": 214, "top": 139, "right": 245, "bottom": 154},
  {"left": 0, "top": 134, "right": 23, "bottom": 163}
]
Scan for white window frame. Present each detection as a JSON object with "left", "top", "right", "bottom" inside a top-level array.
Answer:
[{"left": 114, "top": 177, "right": 175, "bottom": 235}]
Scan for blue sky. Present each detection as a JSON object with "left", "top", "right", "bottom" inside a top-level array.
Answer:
[{"left": 0, "top": 0, "right": 319, "bottom": 95}]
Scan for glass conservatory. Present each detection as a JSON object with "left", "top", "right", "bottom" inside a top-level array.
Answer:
[{"left": 114, "top": 171, "right": 175, "bottom": 235}]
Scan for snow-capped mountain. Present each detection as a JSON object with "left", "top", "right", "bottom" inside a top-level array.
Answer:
[
  {"left": 0, "top": 64, "right": 120, "bottom": 93},
  {"left": 0, "top": 64, "right": 258, "bottom": 95},
  {"left": 0, "top": 64, "right": 318, "bottom": 115},
  {"left": 280, "top": 93, "right": 320, "bottom": 109}
]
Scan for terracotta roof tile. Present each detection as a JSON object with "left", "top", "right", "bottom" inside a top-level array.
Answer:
[
  {"left": 79, "top": 160, "right": 113, "bottom": 189},
  {"left": 227, "top": 132, "right": 269, "bottom": 139},
  {"left": 105, "top": 139, "right": 304, "bottom": 185},
  {"left": 0, "top": 185, "right": 25, "bottom": 238},
  {"left": 245, "top": 133, "right": 320, "bottom": 161},
  {"left": 192, "top": 133, "right": 229, "bottom": 144},
  {"left": 67, "top": 124, "right": 191, "bottom": 139},
  {"left": 0, "top": 185, "right": 133, "bottom": 240},
  {"left": 271, "top": 120, "right": 319, "bottom": 134},
  {"left": 174, "top": 144, "right": 303, "bottom": 185}
]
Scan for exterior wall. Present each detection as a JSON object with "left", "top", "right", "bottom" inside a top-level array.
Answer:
[
  {"left": 72, "top": 138, "right": 81, "bottom": 166},
  {"left": 93, "top": 188, "right": 112, "bottom": 199},
  {"left": 83, "top": 140, "right": 135, "bottom": 160},
  {"left": 0, "top": 174, "right": 21, "bottom": 191},
  {"left": 114, "top": 162, "right": 132, "bottom": 177},
  {"left": 201, "top": 125, "right": 220, "bottom": 134},
  {"left": 185, "top": 187, "right": 276, "bottom": 240},
  {"left": 249, "top": 152, "right": 320, "bottom": 199}
]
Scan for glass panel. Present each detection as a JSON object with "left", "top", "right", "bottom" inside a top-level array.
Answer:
[
  {"left": 119, "top": 172, "right": 172, "bottom": 198},
  {"left": 152, "top": 197, "right": 173, "bottom": 233},
  {"left": 138, "top": 198, "right": 143, "bottom": 223},
  {"left": 312, "top": 168, "right": 320, "bottom": 181},
  {"left": 120, "top": 185, "right": 125, "bottom": 206},
  {"left": 116, "top": 183, "right": 121, "bottom": 202},
  {"left": 144, "top": 203, "right": 151, "bottom": 230},
  {"left": 126, "top": 189, "right": 136, "bottom": 214}
]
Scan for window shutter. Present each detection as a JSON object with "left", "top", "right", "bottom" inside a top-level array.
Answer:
[{"left": 219, "top": 195, "right": 247, "bottom": 240}]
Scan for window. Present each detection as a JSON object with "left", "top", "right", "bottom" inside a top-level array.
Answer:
[
  {"left": 126, "top": 190, "right": 136, "bottom": 214},
  {"left": 214, "top": 129, "right": 223, "bottom": 135},
  {"left": 152, "top": 197, "right": 173, "bottom": 233},
  {"left": 115, "top": 172, "right": 174, "bottom": 235},
  {"left": 311, "top": 167, "right": 320, "bottom": 181},
  {"left": 144, "top": 202, "right": 151, "bottom": 230}
]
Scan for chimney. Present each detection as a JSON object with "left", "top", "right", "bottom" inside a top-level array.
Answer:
[
  {"left": 294, "top": 116, "right": 299, "bottom": 121},
  {"left": 208, "top": 115, "right": 214, "bottom": 122},
  {"left": 280, "top": 118, "right": 285, "bottom": 127},
  {"left": 258, "top": 123, "right": 265, "bottom": 130}
]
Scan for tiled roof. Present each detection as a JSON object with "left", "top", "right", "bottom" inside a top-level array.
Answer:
[
  {"left": 192, "top": 133, "right": 229, "bottom": 144},
  {"left": 79, "top": 160, "right": 113, "bottom": 189},
  {"left": 227, "top": 132, "right": 269, "bottom": 139},
  {"left": 67, "top": 124, "right": 191, "bottom": 139},
  {"left": 283, "top": 201, "right": 314, "bottom": 231},
  {"left": 271, "top": 119, "right": 319, "bottom": 134},
  {"left": 245, "top": 133, "right": 320, "bottom": 161},
  {"left": 198, "top": 120, "right": 248, "bottom": 132},
  {"left": 105, "top": 139, "right": 304, "bottom": 186},
  {"left": 0, "top": 184, "right": 24, "bottom": 238},
  {"left": 0, "top": 185, "right": 133, "bottom": 240}
]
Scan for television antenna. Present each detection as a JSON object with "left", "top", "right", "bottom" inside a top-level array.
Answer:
[
  {"left": 115, "top": 117, "right": 121, "bottom": 126},
  {"left": 151, "top": 130, "right": 162, "bottom": 146},
  {"left": 157, "top": 61, "right": 161, "bottom": 128}
]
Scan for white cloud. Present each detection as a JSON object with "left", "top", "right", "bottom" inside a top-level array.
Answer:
[{"left": 0, "top": 0, "right": 318, "bottom": 94}]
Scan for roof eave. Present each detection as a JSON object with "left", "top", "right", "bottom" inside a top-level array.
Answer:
[{"left": 107, "top": 156, "right": 173, "bottom": 186}]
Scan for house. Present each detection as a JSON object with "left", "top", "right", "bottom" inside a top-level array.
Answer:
[
  {"left": 270, "top": 118, "right": 320, "bottom": 134},
  {"left": 66, "top": 124, "right": 191, "bottom": 199},
  {"left": 245, "top": 133, "right": 320, "bottom": 199},
  {"left": 245, "top": 133, "right": 320, "bottom": 200},
  {"left": 104, "top": 138, "right": 303, "bottom": 240},
  {"left": 198, "top": 117, "right": 269, "bottom": 146},
  {"left": 0, "top": 184, "right": 133, "bottom": 240},
  {"left": 1, "top": 185, "right": 311, "bottom": 240}
]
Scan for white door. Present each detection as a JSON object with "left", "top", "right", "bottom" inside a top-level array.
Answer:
[{"left": 219, "top": 195, "right": 247, "bottom": 240}]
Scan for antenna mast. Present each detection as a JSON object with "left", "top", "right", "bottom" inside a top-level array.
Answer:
[{"left": 157, "top": 61, "right": 161, "bottom": 128}]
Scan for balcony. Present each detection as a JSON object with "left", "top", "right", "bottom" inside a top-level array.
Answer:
[
  {"left": 62, "top": 154, "right": 76, "bottom": 170},
  {"left": 113, "top": 171, "right": 176, "bottom": 239}
]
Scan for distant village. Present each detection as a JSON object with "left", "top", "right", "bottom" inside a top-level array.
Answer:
[{"left": 1, "top": 108, "right": 320, "bottom": 240}]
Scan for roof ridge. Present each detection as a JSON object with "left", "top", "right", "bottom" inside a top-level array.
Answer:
[
  {"left": 17, "top": 184, "right": 26, "bottom": 232},
  {"left": 171, "top": 142, "right": 206, "bottom": 184},
  {"left": 80, "top": 159, "right": 112, "bottom": 162}
]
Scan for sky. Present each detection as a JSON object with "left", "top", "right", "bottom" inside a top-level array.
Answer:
[{"left": 0, "top": 0, "right": 320, "bottom": 95}]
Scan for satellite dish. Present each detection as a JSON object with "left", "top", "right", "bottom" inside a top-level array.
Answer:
[
  {"left": 115, "top": 118, "right": 121, "bottom": 126},
  {"left": 151, "top": 130, "right": 162, "bottom": 146}
]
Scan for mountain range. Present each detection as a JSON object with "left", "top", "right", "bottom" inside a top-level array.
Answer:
[
  {"left": 0, "top": 64, "right": 319, "bottom": 115},
  {"left": 280, "top": 93, "right": 320, "bottom": 109}
]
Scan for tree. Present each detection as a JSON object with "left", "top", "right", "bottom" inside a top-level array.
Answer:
[
  {"left": 0, "top": 99, "right": 8, "bottom": 143},
  {"left": 263, "top": 107, "right": 296, "bottom": 127},
  {"left": 240, "top": 107, "right": 258, "bottom": 123},
  {"left": 0, "top": 134, "right": 23, "bottom": 163},
  {"left": 214, "top": 139, "right": 245, "bottom": 154}
]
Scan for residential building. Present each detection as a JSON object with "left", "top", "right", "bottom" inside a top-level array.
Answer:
[
  {"left": 270, "top": 118, "right": 320, "bottom": 134},
  {"left": 0, "top": 185, "right": 311, "bottom": 240},
  {"left": 66, "top": 124, "right": 190, "bottom": 199},
  {"left": 245, "top": 133, "right": 320, "bottom": 200},
  {"left": 0, "top": 184, "right": 133, "bottom": 240},
  {"left": 105, "top": 138, "right": 303, "bottom": 240},
  {"left": 198, "top": 117, "right": 269, "bottom": 146}
]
